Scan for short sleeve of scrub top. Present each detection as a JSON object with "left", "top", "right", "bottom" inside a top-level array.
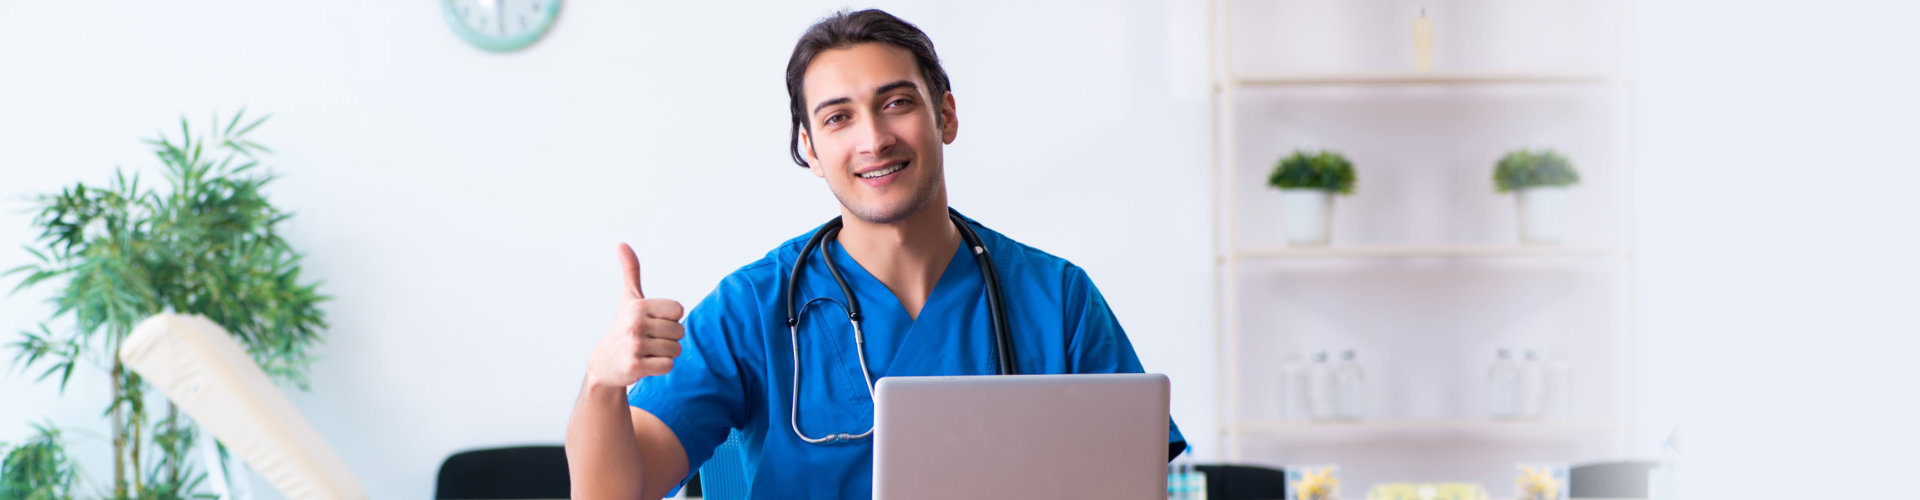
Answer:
[{"left": 626, "top": 268, "right": 768, "bottom": 494}]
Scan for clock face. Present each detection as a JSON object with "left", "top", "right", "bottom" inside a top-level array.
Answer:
[{"left": 442, "top": 0, "right": 562, "bottom": 52}]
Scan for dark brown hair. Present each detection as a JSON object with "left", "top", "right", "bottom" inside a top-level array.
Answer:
[{"left": 785, "top": 9, "right": 952, "bottom": 168}]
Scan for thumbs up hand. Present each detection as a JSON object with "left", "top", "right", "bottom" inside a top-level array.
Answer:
[{"left": 585, "top": 243, "right": 687, "bottom": 390}]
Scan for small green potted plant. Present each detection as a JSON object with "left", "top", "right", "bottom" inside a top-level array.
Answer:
[
  {"left": 1493, "top": 148, "right": 1581, "bottom": 244},
  {"left": 1268, "top": 150, "right": 1356, "bottom": 246}
]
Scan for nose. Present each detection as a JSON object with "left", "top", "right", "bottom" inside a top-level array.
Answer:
[{"left": 854, "top": 111, "right": 898, "bottom": 158}]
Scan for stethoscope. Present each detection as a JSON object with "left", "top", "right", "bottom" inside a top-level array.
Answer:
[{"left": 785, "top": 208, "right": 1016, "bottom": 444}]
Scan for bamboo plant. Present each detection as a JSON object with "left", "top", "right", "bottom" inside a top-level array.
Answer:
[{"left": 4, "top": 111, "right": 329, "bottom": 499}]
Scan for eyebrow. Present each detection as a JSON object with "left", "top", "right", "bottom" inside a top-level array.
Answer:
[{"left": 811, "top": 80, "right": 921, "bottom": 115}]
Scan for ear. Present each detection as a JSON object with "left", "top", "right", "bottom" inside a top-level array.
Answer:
[
  {"left": 801, "top": 129, "right": 826, "bottom": 178},
  {"left": 938, "top": 91, "right": 959, "bottom": 144}
]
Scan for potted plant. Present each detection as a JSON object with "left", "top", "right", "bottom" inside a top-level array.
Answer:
[
  {"left": 4, "top": 111, "right": 329, "bottom": 498},
  {"left": 1493, "top": 148, "right": 1580, "bottom": 244},
  {"left": 0, "top": 423, "right": 80, "bottom": 499},
  {"left": 1268, "top": 150, "right": 1356, "bottom": 246}
]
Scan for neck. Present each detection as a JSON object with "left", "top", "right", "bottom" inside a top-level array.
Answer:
[{"left": 835, "top": 198, "right": 959, "bottom": 320}]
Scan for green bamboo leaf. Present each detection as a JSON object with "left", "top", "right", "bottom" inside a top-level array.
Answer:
[
  {"left": 2, "top": 261, "right": 36, "bottom": 278},
  {"left": 34, "top": 356, "right": 64, "bottom": 381},
  {"left": 232, "top": 113, "right": 269, "bottom": 137},
  {"left": 225, "top": 107, "right": 248, "bottom": 135},
  {"left": 55, "top": 357, "right": 77, "bottom": 393},
  {"left": 8, "top": 269, "right": 61, "bottom": 296},
  {"left": 9, "top": 338, "right": 42, "bottom": 369}
]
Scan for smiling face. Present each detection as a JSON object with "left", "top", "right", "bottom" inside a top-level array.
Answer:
[{"left": 799, "top": 42, "right": 959, "bottom": 225}]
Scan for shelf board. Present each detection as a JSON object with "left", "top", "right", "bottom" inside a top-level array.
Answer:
[
  {"left": 1228, "top": 244, "right": 1616, "bottom": 260},
  {"left": 1239, "top": 418, "right": 1613, "bottom": 444},
  {"left": 1226, "top": 71, "right": 1615, "bottom": 88}
]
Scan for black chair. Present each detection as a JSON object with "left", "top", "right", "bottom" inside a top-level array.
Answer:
[
  {"left": 685, "top": 470, "right": 705, "bottom": 497},
  {"left": 1194, "top": 464, "right": 1287, "bottom": 500},
  {"left": 1569, "top": 460, "right": 1660, "bottom": 499},
  {"left": 435, "top": 445, "right": 570, "bottom": 499}
]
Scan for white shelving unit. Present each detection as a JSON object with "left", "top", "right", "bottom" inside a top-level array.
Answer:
[
  {"left": 1207, "top": 0, "right": 1638, "bottom": 490},
  {"left": 1240, "top": 419, "right": 1615, "bottom": 445},
  {"left": 1229, "top": 244, "right": 1616, "bottom": 261},
  {"left": 1230, "top": 72, "right": 1614, "bottom": 87}
]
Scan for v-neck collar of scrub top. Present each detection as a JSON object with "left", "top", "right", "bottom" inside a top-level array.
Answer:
[{"left": 817, "top": 229, "right": 987, "bottom": 380}]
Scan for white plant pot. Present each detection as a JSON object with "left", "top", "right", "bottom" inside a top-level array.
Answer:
[
  {"left": 1279, "top": 189, "right": 1335, "bottom": 246},
  {"left": 1516, "top": 187, "right": 1569, "bottom": 244}
]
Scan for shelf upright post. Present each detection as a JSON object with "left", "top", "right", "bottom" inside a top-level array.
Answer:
[
  {"left": 1610, "top": 0, "right": 1643, "bottom": 458},
  {"left": 1207, "top": 0, "right": 1245, "bottom": 463}
]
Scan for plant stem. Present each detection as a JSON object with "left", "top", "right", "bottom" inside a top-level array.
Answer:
[
  {"left": 111, "top": 357, "right": 127, "bottom": 498},
  {"left": 167, "top": 402, "right": 180, "bottom": 487},
  {"left": 131, "top": 387, "right": 144, "bottom": 496}
]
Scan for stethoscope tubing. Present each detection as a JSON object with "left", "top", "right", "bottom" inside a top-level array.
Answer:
[{"left": 783, "top": 208, "right": 1015, "bottom": 444}]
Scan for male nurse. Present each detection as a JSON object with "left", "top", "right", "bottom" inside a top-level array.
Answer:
[{"left": 565, "top": 9, "right": 1185, "bottom": 499}]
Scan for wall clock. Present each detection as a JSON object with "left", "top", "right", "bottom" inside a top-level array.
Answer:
[{"left": 442, "top": 0, "right": 562, "bottom": 53}]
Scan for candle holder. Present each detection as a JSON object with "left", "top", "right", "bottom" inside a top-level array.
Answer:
[{"left": 1412, "top": 8, "right": 1435, "bottom": 71}]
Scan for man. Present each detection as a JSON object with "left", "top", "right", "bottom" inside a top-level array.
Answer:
[{"left": 566, "top": 9, "right": 1184, "bottom": 499}]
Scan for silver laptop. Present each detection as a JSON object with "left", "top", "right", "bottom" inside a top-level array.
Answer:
[{"left": 872, "top": 373, "right": 1171, "bottom": 500}]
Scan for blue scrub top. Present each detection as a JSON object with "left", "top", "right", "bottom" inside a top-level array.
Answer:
[{"left": 628, "top": 212, "right": 1186, "bottom": 498}]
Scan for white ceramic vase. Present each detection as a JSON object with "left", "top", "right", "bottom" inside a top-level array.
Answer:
[
  {"left": 1516, "top": 187, "right": 1569, "bottom": 244},
  {"left": 1279, "top": 189, "right": 1335, "bottom": 246}
]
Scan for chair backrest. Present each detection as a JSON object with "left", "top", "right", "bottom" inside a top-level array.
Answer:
[
  {"left": 435, "top": 446, "right": 570, "bottom": 500},
  {"left": 697, "top": 430, "right": 750, "bottom": 500},
  {"left": 1194, "top": 464, "right": 1287, "bottom": 500},
  {"left": 1570, "top": 460, "right": 1660, "bottom": 499}
]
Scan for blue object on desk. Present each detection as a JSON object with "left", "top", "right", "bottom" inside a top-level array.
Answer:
[{"left": 698, "top": 430, "right": 749, "bottom": 500}]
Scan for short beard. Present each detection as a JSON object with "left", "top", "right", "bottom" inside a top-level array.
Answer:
[{"left": 833, "top": 167, "right": 941, "bottom": 225}]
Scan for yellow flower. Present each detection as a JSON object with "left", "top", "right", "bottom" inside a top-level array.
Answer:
[
  {"left": 1292, "top": 467, "right": 1340, "bottom": 500},
  {"left": 1515, "top": 466, "right": 1560, "bottom": 500}
]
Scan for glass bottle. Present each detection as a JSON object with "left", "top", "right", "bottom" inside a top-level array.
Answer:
[
  {"left": 1543, "top": 350, "right": 1572, "bottom": 418},
  {"left": 1306, "top": 351, "right": 1334, "bottom": 421},
  {"left": 1488, "top": 348, "right": 1518, "bottom": 419},
  {"left": 1518, "top": 349, "right": 1546, "bottom": 419},
  {"left": 1280, "top": 353, "right": 1308, "bottom": 420},
  {"left": 1166, "top": 451, "right": 1208, "bottom": 500},
  {"left": 1333, "top": 350, "right": 1365, "bottom": 420}
]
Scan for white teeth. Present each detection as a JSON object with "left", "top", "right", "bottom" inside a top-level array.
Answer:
[{"left": 858, "top": 163, "right": 905, "bottom": 179}]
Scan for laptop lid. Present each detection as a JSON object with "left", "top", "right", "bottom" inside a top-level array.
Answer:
[{"left": 872, "top": 373, "right": 1171, "bottom": 500}]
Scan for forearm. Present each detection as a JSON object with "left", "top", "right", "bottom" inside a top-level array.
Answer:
[{"left": 566, "top": 381, "right": 647, "bottom": 500}]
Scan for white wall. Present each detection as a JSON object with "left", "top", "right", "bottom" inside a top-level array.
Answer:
[
  {"left": 1630, "top": 1, "right": 1920, "bottom": 498},
  {"left": 0, "top": 1, "right": 1217, "bottom": 497}
]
